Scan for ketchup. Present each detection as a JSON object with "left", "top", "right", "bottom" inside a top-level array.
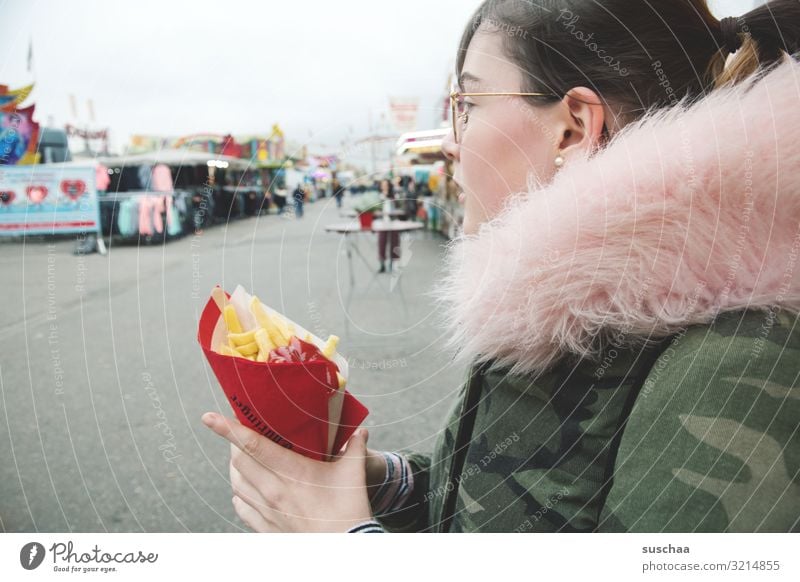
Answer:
[{"left": 268, "top": 336, "right": 328, "bottom": 364}]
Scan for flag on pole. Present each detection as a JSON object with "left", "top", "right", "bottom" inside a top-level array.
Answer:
[{"left": 26, "top": 38, "right": 33, "bottom": 73}]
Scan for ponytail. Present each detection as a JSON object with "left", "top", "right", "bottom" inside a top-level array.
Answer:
[{"left": 708, "top": 0, "right": 800, "bottom": 88}]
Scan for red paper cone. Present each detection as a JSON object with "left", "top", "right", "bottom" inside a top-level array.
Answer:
[{"left": 198, "top": 295, "right": 369, "bottom": 461}]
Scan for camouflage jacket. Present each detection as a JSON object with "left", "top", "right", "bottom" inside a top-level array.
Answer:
[
  {"left": 378, "top": 309, "right": 800, "bottom": 532},
  {"left": 376, "top": 60, "right": 800, "bottom": 533}
]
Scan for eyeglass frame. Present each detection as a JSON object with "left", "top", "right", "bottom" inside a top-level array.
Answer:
[
  {"left": 449, "top": 89, "right": 559, "bottom": 143},
  {"left": 449, "top": 88, "right": 611, "bottom": 144}
]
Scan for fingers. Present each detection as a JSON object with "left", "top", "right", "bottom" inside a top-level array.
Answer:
[
  {"left": 232, "top": 495, "right": 276, "bottom": 533},
  {"left": 229, "top": 462, "right": 269, "bottom": 509},
  {"left": 229, "top": 456, "right": 285, "bottom": 532},
  {"left": 230, "top": 443, "right": 283, "bottom": 493},
  {"left": 202, "top": 412, "right": 290, "bottom": 470}
]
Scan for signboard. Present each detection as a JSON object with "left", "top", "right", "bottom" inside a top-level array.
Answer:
[
  {"left": 0, "top": 165, "right": 100, "bottom": 236},
  {"left": 389, "top": 97, "right": 419, "bottom": 134}
]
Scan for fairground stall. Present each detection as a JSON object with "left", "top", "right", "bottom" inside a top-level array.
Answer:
[
  {"left": 394, "top": 128, "right": 461, "bottom": 238},
  {"left": 96, "top": 150, "right": 259, "bottom": 243}
]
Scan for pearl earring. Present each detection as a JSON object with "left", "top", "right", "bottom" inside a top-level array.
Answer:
[{"left": 554, "top": 150, "right": 565, "bottom": 168}]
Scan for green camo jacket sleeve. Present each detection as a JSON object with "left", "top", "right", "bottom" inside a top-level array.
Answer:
[{"left": 598, "top": 309, "right": 800, "bottom": 532}]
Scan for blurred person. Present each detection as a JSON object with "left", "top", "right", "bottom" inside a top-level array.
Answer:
[
  {"left": 292, "top": 183, "right": 305, "bottom": 218},
  {"left": 333, "top": 177, "right": 345, "bottom": 208},
  {"left": 404, "top": 177, "right": 418, "bottom": 220},
  {"left": 376, "top": 178, "right": 400, "bottom": 273}
]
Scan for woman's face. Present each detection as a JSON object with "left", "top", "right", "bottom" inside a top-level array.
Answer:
[{"left": 442, "top": 26, "right": 563, "bottom": 235}]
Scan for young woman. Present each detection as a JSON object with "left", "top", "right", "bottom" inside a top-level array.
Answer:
[{"left": 202, "top": 0, "right": 800, "bottom": 533}]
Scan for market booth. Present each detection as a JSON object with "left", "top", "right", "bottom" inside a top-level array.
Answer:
[
  {"left": 395, "top": 128, "right": 461, "bottom": 238},
  {"left": 96, "top": 150, "right": 261, "bottom": 242}
]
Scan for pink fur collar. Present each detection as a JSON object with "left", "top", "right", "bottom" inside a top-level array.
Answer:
[{"left": 437, "top": 58, "right": 800, "bottom": 375}]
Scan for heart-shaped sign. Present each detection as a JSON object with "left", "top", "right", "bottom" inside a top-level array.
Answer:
[
  {"left": 0, "top": 191, "right": 15, "bottom": 206},
  {"left": 26, "top": 186, "right": 48, "bottom": 205},
  {"left": 60, "top": 180, "right": 87, "bottom": 201}
]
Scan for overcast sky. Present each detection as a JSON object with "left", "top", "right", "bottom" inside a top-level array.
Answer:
[{"left": 0, "top": 0, "right": 757, "bottom": 156}]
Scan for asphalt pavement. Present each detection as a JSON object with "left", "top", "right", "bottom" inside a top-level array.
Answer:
[{"left": 0, "top": 195, "right": 464, "bottom": 532}]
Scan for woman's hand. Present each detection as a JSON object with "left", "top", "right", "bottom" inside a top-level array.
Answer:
[{"left": 202, "top": 412, "right": 374, "bottom": 533}]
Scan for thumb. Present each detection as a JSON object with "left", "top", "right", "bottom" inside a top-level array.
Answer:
[{"left": 341, "top": 428, "right": 369, "bottom": 460}]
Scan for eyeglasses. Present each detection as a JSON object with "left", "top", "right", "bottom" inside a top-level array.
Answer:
[{"left": 449, "top": 88, "right": 558, "bottom": 143}]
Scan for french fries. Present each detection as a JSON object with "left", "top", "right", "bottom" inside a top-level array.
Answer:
[
  {"left": 224, "top": 305, "right": 243, "bottom": 334},
  {"left": 228, "top": 330, "right": 256, "bottom": 346},
  {"left": 322, "top": 335, "right": 339, "bottom": 359},
  {"left": 215, "top": 292, "right": 345, "bottom": 387}
]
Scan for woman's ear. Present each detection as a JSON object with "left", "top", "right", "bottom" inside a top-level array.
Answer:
[{"left": 556, "top": 87, "right": 606, "bottom": 157}]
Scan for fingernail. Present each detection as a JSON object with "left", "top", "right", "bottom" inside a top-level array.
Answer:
[{"left": 202, "top": 413, "right": 218, "bottom": 427}]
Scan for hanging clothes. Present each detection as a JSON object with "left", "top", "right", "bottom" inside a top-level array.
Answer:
[
  {"left": 138, "top": 165, "right": 152, "bottom": 190},
  {"left": 117, "top": 198, "right": 139, "bottom": 237},
  {"left": 138, "top": 195, "right": 153, "bottom": 236},
  {"left": 131, "top": 197, "right": 139, "bottom": 234},
  {"left": 166, "top": 194, "right": 183, "bottom": 236},
  {"left": 117, "top": 199, "right": 132, "bottom": 236},
  {"left": 96, "top": 164, "right": 110, "bottom": 193},
  {"left": 152, "top": 195, "right": 165, "bottom": 234},
  {"left": 151, "top": 164, "right": 174, "bottom": 192}
]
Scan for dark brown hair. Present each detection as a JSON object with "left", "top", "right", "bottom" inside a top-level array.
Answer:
[{"left": 457, "top": 0, "right": 800, "bottom": 125}]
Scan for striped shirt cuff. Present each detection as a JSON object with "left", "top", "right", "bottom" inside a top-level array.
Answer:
[
  {"left": 347, "top": 520, "right": 386, "bottom": 533},
  {"left": 369, "top": 452, "right": 415, "bottom": 517}
]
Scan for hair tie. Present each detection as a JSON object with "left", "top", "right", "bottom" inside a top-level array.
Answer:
[{"left": 719, "top": 16, "right": 744, "bottom": 54}]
